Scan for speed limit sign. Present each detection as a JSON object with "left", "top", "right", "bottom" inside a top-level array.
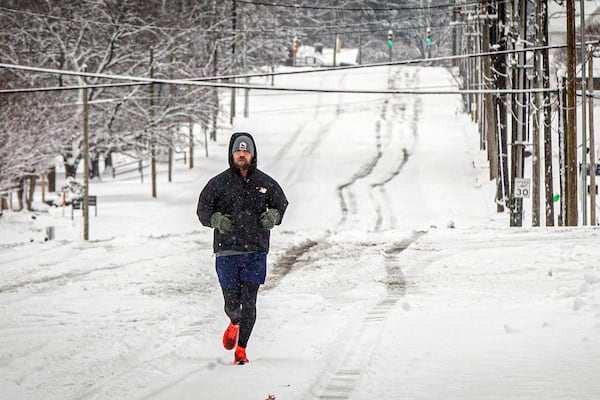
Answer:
[{"left": 514, "top": 178, "right": 531, "bottom": 198}]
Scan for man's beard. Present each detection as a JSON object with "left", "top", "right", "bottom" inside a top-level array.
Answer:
[{"left": 234, "top": 157, "right": 251, "bottom": 170}]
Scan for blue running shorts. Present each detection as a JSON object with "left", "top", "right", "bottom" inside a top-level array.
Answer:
[{"left": 215, "top": 252, "right": 267, "bottom": 289}]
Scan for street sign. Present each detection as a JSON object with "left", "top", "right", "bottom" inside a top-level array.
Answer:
[{"left": 514, "top": 178, "right": 531, "bottom": 198}]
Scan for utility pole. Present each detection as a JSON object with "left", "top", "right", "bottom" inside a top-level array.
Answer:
[
  {"left": 589, "top": 47, "right": 597, "bottom": 225},
  {"left": 452, "top": 5, "right": 458, "bottom": 67},
  {"left": 210, "top": 0, "right": 218, "bottom": 140},
  {"left": 358, "top": 7, "right": 363, "bottom": 64},
  {"left": 149, "top": 48, "right": 157, "bottom": 199},
  {"left": 476, "top": 9, "right": 483, "bottom": 138},
  {"left": 482, "top": 0, "right": 497, "bottom": 183},
  {"left": 82, "top": 65, "right": 90, "bottom": 241},
  {"left": 243, "top": 14, "right": 249, "bottom": 118},
  {"left": 532, "top": 0, "right": 543, "bottom": 226},
  {"left": 510, "top": 0, "right": 526, "bottom": 227},
  {"left": 168, "top": 53, "right": 174, "bottom": 183},
  {"left": 230, "top": 0, "right": 237, "bottom": 125},
  {"left": 494, "top": 0, "right": 509, "bottom": 213},
  {"left": 333, "top": 0, "right": 338, "bottom": 67},
  {"left": 580, "top": 0, "right": 588, "bottom": 224},
  {"left": 542, "top": 0, "right": 555, "bottom": 226},
  {"left": 271, "top": 5, "right": 276, "bottom": 85},
  {"left": 559, "top": 71, "right": 568, "bottom": 225},
  {"left": 566, "top": 0, "right": 578, "bottom": 225},
  {"left": 466, "top": 13, "right": 474, "bottom": 123},
  {"left": 189, "top": 117, "right": 194, "bottom": 169}
]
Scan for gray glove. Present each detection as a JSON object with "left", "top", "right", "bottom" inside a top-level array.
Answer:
[
  {"left": 260, "top": 208, "right": 280, "bottom": 230},
  {"left": 210, "top": 212, "right": 233, "bottom": 234}
]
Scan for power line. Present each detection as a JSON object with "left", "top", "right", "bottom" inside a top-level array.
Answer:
[
  {"left": 1, "top": 38, "right": 581, "bottom": 97},
  {"left": 208, "top": 42, "right": 573, "bottom": 82},
  {"left": 0, "top": 44, "right": 566, "bottom": 96},
  {"left": 0, "top": 42, "right": 574, "bottom": 93}
]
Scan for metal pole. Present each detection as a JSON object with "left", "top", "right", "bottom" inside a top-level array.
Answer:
[{"left": 580, "top": 0, "right": 587, "bottom": 224}]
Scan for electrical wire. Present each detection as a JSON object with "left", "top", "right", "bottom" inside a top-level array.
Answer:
[{"left": 0, "top": 42, "right": 575, "bottom": 95}]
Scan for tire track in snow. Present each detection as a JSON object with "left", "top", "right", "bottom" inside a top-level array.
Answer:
[
  {"left": 308, "top": 230, "right": 426, "bottom": 400},
  {"left": 336, "top": 68, "right": 418, "bottom": 231},
  {"left": 336, "top": 98, "right": 387, "bottom": 229},
  {"left": 335, "top": 68, "right": 422, "bottom": 232},
  {"left": 370, "top": 70, "right": 422, "bottom": 231},
  {"left": 259, "top": 72, "right": 351, "bottom": 289},
  {"left": 262, "top": 238, "right": 321, "bottom": 291}
]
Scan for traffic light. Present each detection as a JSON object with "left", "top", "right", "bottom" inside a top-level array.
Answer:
[
  {"left": 293, "top": 37, "right": 299, "bottom": 54},
  {"left": 426, "top": 28, "right": 432, "bottom": 44},
  {"left": 387, "top": 30, "right": 393, "bottom": 47}
]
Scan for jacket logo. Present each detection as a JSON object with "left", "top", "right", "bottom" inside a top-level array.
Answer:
[{"left": 256, "top": 186, "right": 267, "bottom": 194}]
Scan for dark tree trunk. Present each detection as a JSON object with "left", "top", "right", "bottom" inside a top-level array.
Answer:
[
  {"left": 26, "top": 175, "right": 37, "bottom": 211},
  {"left": 64, "top": 163, "right": 77, "bottom": 178},
  {"left": 48, "top": 166, "right": 56, "bottom": 192}
]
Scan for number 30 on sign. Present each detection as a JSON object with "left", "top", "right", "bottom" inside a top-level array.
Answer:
[{"left": 514, "top": 178, "right": 531, "bottom": 198}]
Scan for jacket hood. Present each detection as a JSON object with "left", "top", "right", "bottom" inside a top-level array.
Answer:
[{"left": 228, "top": 132, "right": 258, "bottom": 173}]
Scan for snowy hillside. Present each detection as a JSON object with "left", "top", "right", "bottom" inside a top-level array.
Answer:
[{"left": 1, "top": 66, "right": 599, "bottom": 400}]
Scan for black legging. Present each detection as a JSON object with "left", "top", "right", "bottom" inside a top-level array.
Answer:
[{"left": 222, "top": 281, "right": 260, "bottom": 348}]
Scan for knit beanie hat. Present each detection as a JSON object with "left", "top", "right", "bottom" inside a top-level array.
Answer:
[{"left": 231, "top": 135, "right": 255, "bottom": 157}]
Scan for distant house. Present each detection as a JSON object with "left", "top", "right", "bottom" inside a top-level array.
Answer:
[{"left": 292, "top": 45, "right": 358, "bottom": 67}]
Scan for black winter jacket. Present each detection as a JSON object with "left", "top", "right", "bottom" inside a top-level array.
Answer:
[{"left": 196, "top": 132, "right": 288, "bottom": 254}]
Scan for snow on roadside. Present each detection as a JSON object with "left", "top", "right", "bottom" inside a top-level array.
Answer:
[{"left": 353, "top": 226, "right": 600, "bottom": 400}]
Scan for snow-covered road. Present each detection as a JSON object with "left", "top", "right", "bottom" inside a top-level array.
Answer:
[{"left": 1, "top": 66, "right": 599, "bottom": 400}]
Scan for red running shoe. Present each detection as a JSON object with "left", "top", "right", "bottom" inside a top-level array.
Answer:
[
  {"left": 234, "top": 346, "right": 249, "bottom": 365},
  {"left": 222, "top": 322, "right": 239, "bottom": 350}
]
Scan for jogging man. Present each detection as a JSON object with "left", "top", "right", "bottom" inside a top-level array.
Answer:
[{"left": 196, "top": 132, "right": 288, "bottom": 365}]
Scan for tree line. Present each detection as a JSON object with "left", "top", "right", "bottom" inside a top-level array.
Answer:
[{"left": 1, "top": 0, "right": 452, "bottom": 211}]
